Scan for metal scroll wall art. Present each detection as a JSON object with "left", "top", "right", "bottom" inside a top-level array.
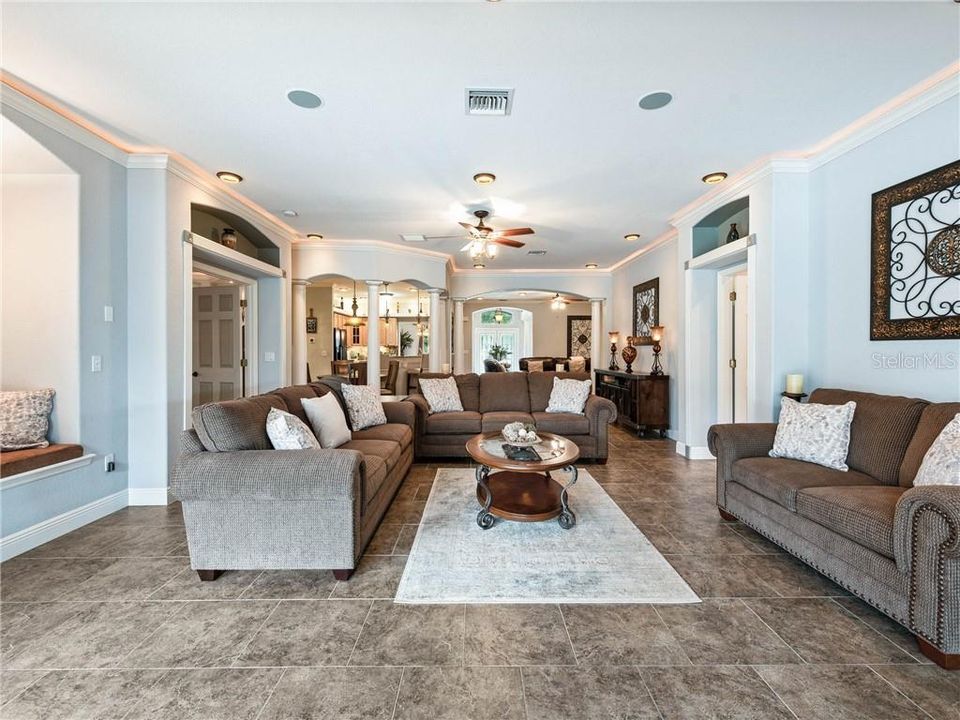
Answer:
[
  {"left": 632, "top": 278, "right": 659, "bottom": 346},
  {"left": 871, "top": 160, "right": 960, "bottom": 340}
]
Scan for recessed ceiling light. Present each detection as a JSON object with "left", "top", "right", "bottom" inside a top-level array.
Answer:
[
  {"left": 585, "top": 263, "right": 599, "bottom": 269},
  {"left": 473, "top": 172, "right": 496, "bottom": 185},
  {"left": 702, "top": 172, "right": 728, "bottom": 184},
  {"left": 216, "top": 171, "right": 243, "bottom": 184},
  {"left": 287, "top": 89, "right": 323, "bottom": 109},
  {"left": 624, "top": 233, "right": 641, "bottom": 242},
  {"left": 281, "top": 209, "right": 299, "bottom": 218},
  {"left": 306, "top": 233, "right": 323, "bottom": 240},
  {"left": 473, "top": 262, "right": 486, "bottom": 269},
  {"left": 638, "top": 91, "right": 673, "bottom": 110}
]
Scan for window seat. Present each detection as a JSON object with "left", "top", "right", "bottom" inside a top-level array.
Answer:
[{"left": 1, "top": 444, "right": 85, "bottom": 478}]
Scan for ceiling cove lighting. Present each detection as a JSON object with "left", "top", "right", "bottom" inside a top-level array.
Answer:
[
  {"left": 216, "top": 171, "right": 243, "bottom": 184},
  {"left": 624, "top": 233, "right": 641, "bottom": 242},
  {"left": 638, "top": 91, "right": 673, "bottom": 110},
  {"left": 287, "top": 89, "right": 323, "bottom": 109},
  {"left": 473, "top": 172, "right": 496, "bottom": 185},
  {"left": 702, "top": 172, "right": 728, "bottom": 184},
  {"left": 306, "top": 233, "right": 323, "bottom": 240}
]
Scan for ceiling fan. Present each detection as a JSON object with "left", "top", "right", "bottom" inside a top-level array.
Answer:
[{"left": 426, "top": 210, "right": 535, "bottom": 259}]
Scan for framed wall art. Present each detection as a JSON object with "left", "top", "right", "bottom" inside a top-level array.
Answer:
[
  {"left": 632, "top": 278, "right": 659, "bottom": 345},
  {"left": 567, "top": 315, "right": 591, "bottom": 358},
  {"left": 871, "top": 160, "right": 960, "bottom": 340}
]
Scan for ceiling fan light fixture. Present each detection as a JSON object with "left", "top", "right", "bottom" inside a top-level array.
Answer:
[
  {"left": 473, "top": 172, "right": 496, "bottom": 185},
  {"left": 216, "top": 171, "right": 243, "bottom": 184},
  {"left": 473, "top": 262, "right": 486, "bottom": 269},
  {"left": 485, "top": 243, "right": 498, "bottom": 259},
  {"left": 624, "top": 233, "right": 641, "bottom": 242},
  {"left": 702, "top": 171, "right": 728, "bottom": 184}
]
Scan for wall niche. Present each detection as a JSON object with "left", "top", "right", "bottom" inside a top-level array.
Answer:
[{"left": 692, "top": 196, "right": 750, "bottom": 258}]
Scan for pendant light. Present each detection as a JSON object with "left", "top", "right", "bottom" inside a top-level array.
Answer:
[
  {"left": 348, "top": 280, "right": 364, "bottom": 327},
  {"left": 493, "top": 307, "right": 505, "bottom": 324}
]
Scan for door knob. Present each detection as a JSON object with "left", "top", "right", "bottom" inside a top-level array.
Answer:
[{"left": 192, "top": 371, "right": 199, "bottom": 377}]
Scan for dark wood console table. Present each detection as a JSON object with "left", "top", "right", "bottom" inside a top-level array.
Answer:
[{"left": 594, "top": 370, "right": 669, "bottom": 437}]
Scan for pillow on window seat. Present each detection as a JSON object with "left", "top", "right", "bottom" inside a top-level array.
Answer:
[{"left": 1, "top": 389, "right": 55, "bottom": 450}]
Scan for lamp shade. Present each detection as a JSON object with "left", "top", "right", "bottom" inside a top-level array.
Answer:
[
  {"left": 651, "top": 325, "right": 664, "bottom": 343},
  {"left": 608, "top": 331, "right": 620, "bottom": 344}
]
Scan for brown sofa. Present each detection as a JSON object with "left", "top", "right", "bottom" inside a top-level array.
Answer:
[
  {"left": 409, "top": 371, "right": 616, "bottom": 461},
  {"left": 171, "top": 382, "right": 414, "bottom": 581},
  {"left": 709, "top": 388, "right": 960, "bottom": 669}
]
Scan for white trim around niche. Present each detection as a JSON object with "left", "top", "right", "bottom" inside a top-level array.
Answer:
[
  {"left": 0, "top": 489, "right": 127, "bottom": 561},
  {"left": 0, "top": 453, "right": 96, "bottom": 491}
]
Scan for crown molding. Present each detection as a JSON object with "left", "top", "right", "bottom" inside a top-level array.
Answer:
[
  {"left": 608, "top": 228, "right": 679, "bottom": 272},
  {"left": 293, "top": 238, "right": 450, "bottom": 262},
  {"left": 451, "top": 266, "right": 613, "bottom": 277},
  {"left": 125, "top": 154, "right": 169, "bottom": 170}
]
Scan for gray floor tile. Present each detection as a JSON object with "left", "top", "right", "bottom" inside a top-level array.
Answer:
[
  {"left": 522, "top": 665, "right": 661, "bottom": 720},
  {"left": 465, "top": 604, "right": 575, "bottom": 666},
  {"left": 641, "top": 665, "right": 794, "bottom": 719},
  {"left": 147, "top": 567, "right": 261, "bottom": 600},
  {"left": 365, "top": 522, "right": 403, "bottom": 554},
  {"left": 0, "top": 559, "right": 114, "bottom": 601},
  {"left": 329, "top": 555, "right": 406, "bottom": 599},
  {"left": 834, "top": 596, "right": 931, "bottom": 662},
  {"left": 394, "top": 666, "right": 524, "bottom": 720},
  {"left": 561, "top": 604, "right": 689, "bottom": 666},
  {"left": 742, "top": 554, "right": 849, "bottom": 597},
  {"left": 746, "top": 598, "right": 917, "bottom": 664},
  {"left": 125, "top": 668, "right": 282, "bottom": 719},
  {"left": 5, "top": 602, "right": 182, "bottom": 669},
  {"left": 1, "top": 603, "right": 85, "bottom": 662},
  {"left": 381, "top": 499, "right": 427, "bottom": 524},
  {"left": 92, "top": 504, "right": 184, "bottom": 527},
  {"left": 394, "top": 524, "right": 419, "bottom": 554},
  {"left": 0, "top": 671, "right": 46, "bottom": 707},
  {"left": 0, "top": 669, "right": 163, "bottom": 719},
  {"left": 656, "top": 599, "right": 800, "bottom": 665},
  {"left": 351, "top": 600, "right": 463, "bottom": 666},
  {"left": 60, "top": 557, "right": 185, "bottom": 601},
  {"left": 240, "top": 570, "right": 338, "bottom": 599},
  {"left": 872, "top": 664, "right": 960, "bottom": 720},
  {"left": 258, "top": 667, "right": 402, "bottom": 720},
  {"left": 23, "top": 525, "right": 186, "bottom": 559},
  {"left": 758, "top": 665, "right": 932, "bottom": 720},
  {"left": 236, "top": 599, "right": 371, "bottom": 666},
  {"left": 120, "top": 600, "right": 276, "bottom": 668},
  {"left": 664, "top": 554, "right": 780, "bottom": 598}
]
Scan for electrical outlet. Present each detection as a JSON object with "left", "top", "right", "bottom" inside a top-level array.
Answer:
[
  {"left": 264, "top": 351, "right": 276, "bottom": 362},
  {"left": 91, "top": 355, "right": 102, "bottom": 373},
  {"left": 104, "top": 453, "right": 115, "bottom": 472}
]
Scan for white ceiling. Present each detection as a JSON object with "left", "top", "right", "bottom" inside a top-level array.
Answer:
[{"left": 3, "top": 2, "right": 956, "bottom": 269}]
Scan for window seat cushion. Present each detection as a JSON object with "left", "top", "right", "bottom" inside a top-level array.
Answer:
[{"left": 1, "top": 443, "right": 84, "bottom": 478}]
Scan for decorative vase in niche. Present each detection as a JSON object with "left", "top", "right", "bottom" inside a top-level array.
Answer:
[
  {"left": 220, "top": 228, "right": 238, "bottom": 250},
  {"left": 726, "top": 223, "right": 740, "bottom": 244},
  {"left": 621, "top": 344, "right": 638, "bottom": 374}
]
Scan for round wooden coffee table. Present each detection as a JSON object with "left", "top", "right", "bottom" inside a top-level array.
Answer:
[{"left": 465, "top": 431, "right": 581, "bottom": 530}]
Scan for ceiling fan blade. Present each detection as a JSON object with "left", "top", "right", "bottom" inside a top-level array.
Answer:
[
  {"left": 459, "top": 222, "right": 479, "bottom": 236},
  {"left": 493, "top": 238, "right": 526, "bottom": 248},
  {"left": 496, "top": 227, "right": 535, "bottom": 237},
  {"left": 424, "top": 234, "right": 468, "bottom": 239}
]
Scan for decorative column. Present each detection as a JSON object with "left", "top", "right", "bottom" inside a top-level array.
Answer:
[
  {"left": 452, "top": 298, "right": 466, "bottom": 374},
  {"left": 366, "top": 281, "right": 382, "bottom": 390},
  {"left": 590, "top": 298, "right": 604, "bottom": 382},
  {"left": 292, "top": 280, "right": 309, "bottom": 384},
  {"left": 427, "top": 288, "right": 442, "bottom": 371}
]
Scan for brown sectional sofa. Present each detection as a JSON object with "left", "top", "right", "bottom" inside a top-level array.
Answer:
[
  {"left": 171, "top": 382, "right": 414, "bottom": 581},
  {"left": 709, "top": 388, "right": 960, "bottom": 669},
  {"left": 409, "top": 371, "right": 616, "bottom": 461}
]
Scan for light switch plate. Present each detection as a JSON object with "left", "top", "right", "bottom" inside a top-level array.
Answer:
[
  {"left": 264, "top": 351, "right": 276, "bottom": 362},
  {"left": 91, "top": 355, "right": 102, "bottom": 373}
]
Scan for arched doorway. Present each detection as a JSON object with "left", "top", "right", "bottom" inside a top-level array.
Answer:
[{"left": 471, "top": 306, "right": 533, "bottom": 372}]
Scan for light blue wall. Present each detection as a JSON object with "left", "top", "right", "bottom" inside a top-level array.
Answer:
[
  {"left": 808, "top": 98, "right": 960, "bottom": 401},
  {"left": 1, "top": 106, "right": 128, "bottom": 536}
]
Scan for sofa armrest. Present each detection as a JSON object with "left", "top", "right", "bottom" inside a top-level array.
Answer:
[
  {"left": 383, "top": 400, "right": 415, "bottom": 429},
  {"left": 707, "top": 423, "right": 778, "bottom": 509},
  {"left": 170, "top": 448, "right": 364, "bottom": 501},
  {"left": 584, "top": 394, "right": 617, "bottom": 427},
  {"left": 894, "top": 484, "right": 960, "bottom": 654}
]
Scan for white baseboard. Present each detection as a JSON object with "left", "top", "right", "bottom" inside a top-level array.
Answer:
[
  {"left": 674, "top": 442, "right": 714, "bottom": 460},
  {"left": 127, "top": 487, "right": 171, "bottom": 506},
  {"left": 1, "top": 490, "right": 128, "bottom": 561}
]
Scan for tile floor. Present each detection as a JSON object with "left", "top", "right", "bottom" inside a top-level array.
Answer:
[{"left": 0, "top": 426, "right": 956, "bottom": 719}]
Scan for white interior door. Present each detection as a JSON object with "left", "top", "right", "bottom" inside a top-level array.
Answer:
[
  {"left": 473, "top": 327, "right": 520, "bottom": 372},
  {"left": 193, "top": 286, "right": 243, "bottom": 407}
]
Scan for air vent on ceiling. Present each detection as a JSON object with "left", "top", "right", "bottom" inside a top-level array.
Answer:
[
  {"left": 465, "top": 88, "right": 513, "bottom": 116},
  {"left": 400, "top": 234, "right": 427, "bottom": 243},
  {"left": 527, "top": 250, "right": 547, "bottom": 256}
]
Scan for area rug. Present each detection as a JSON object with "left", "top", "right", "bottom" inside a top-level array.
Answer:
[{"left": 395, "top": 468, "right": 700, "bottom": 604}]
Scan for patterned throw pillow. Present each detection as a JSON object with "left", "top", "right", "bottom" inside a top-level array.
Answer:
[
  {"left": 341, "top": 384, "right": 388, "bottom": 430},
  {"left": 419, "top": 376, "right": 463, "bottom": 414},
  {"left": 545, "top": 377, "right": 592, "bottom": 415},
  {"left": 567, "top": 356, "right": 586, "bottom": 372},
  {"left": 302, "top": 394, "right": 352, "bottom": 449},
  {"left": 527, "top": 360, "right": 545, "bottom": 373},
  {"left": 769, "top": 397, "right": 857, "bottom": 471},
  {"left": 265, "top": 407, "right": 321, "bottom": 450},
  {"left": 1, "top": 389, "right": 55, "bottom": 450},
  {"left": 914, "top": 413, "right": 960, "bottom": 486}
]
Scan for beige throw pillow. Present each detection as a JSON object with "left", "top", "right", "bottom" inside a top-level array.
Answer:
[
  {"left": 567, "top": 356, "right": 586, "bottom": 372},
  {"left": 266, "top": 407, "right": 321, "bottom": 450},
  {"left": 341, "top": 384, "right": 388, "bottom": 430},
  {"left": 914, "top": 413, "right": 960, "bottom": 486},
  {"left": 419, "top": 376, "right": 463, "bottom": 414},
  {"left": 302, "top": 394, "right": 352, "bottom": 448},
  {"left": 1, "top": 389, "right": 56, "bottom": 450},
  {"left": 527, "top": 360, "right": 544, "bottom": 373},
  {"left": 769, "top": 397, "right": 856, "bottom": 471}
]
